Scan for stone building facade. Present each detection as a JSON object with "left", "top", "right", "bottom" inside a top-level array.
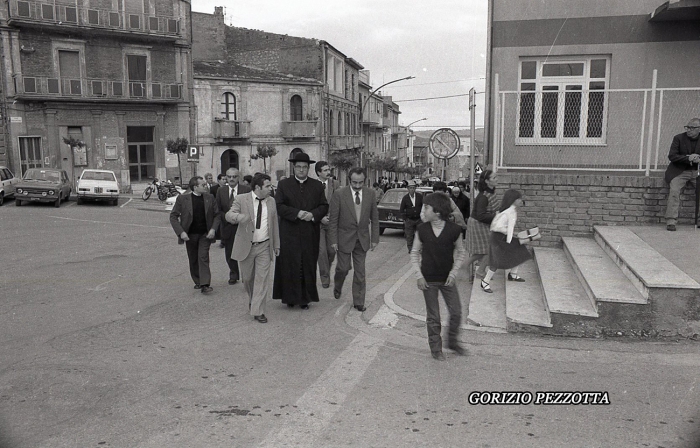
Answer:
[{"left": 0, "top": 0, "right": 193, "bottom": 190}]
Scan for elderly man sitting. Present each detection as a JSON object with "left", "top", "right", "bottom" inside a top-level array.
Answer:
[{"left": 664, "top": 118, "right": 700, "bottom": 231}]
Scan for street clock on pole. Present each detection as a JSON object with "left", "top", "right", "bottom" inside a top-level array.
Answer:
[{"left": 428, "top": 128, "right": 460, "bottom": 160}]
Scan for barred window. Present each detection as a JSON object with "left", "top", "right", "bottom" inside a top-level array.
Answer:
[{"left": 517, "top": 56, "right": 609, "bottom": 145}]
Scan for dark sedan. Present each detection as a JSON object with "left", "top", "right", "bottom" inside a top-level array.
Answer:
[
  {"left": 15, "top": 168, "right": 72, "bottom": 207},
  {"left": 377, "top": 187, "right": 407, "bottom": 235}
]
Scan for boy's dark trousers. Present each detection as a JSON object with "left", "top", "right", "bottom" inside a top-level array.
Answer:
[{"left": 422, "top": 282, "right": 462, "bottom": 353}]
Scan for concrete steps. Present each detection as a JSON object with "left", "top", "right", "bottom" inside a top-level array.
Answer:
[{"left": 463, "top": 225, "right": 700, "bottom": 337}]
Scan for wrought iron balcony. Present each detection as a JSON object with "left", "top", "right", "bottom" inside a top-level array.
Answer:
[
  {"left": 9, "top": 0, "right": 181, "bottom": 38},
  {"left": 14, "top": 75, "right": 182, "bottom": 102},
  {"left": 282, "top": 121, "right": 317, "bottom": 140},
  {"left": 213, "top": 120, "right": 250, "bottom": 140},
  {"left": 329, "top": 135, "right": 363, "bottom": 151}
]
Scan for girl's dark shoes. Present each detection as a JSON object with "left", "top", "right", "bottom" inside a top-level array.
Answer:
[
  {"left": 507, "top": 273, "right": 525, "bottom": 282},
  {"left": 480, "top": 280, "right": 492, "bottom": 293}
]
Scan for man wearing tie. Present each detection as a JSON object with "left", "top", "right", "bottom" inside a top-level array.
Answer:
[
  {"left": 315, "top": 161, "right": 340, "bottom": 289},
  {"left": 226, "top": 173, "right": 280, "bottom": 323},
  {"left": 213, "top": 167, "right": 251, "bottom": 285},
  {"left": 328, "top": 167, "right": 380, "bottom": 312}
]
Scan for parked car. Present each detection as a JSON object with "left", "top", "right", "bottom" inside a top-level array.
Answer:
[
  {"left": 15, "top": 168, "right": 72, "bottom": 207},
  {"left": 76, "top": 169, "right": 120, "bottom": 205},
  {"left": 0, "top": 165, "right": 19, "bottom": 206},
  {"left": 377, "top": 187, "right": 407, "bottom": 235}
]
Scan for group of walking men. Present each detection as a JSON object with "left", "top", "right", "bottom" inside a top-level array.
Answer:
[{"left": 169, "top": 152, "right": 380, "bottom": 324}]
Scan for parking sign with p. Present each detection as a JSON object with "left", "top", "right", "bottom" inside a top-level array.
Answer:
[{"left": 187, "top": 146, "right": 199, "bottom": 163}]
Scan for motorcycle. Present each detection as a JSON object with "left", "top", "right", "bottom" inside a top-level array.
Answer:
[{"left": 142, "top": 178, "right": 184, "bottom": 201}]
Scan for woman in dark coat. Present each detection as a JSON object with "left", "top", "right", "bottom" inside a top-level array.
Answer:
[
  {"left": 272, "top": 154, "right": 329, "bottom": 308},
  {"left": 465, "top": 170, "right": 498, "bottom": 279}
]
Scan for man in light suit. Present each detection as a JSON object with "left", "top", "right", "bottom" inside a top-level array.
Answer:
[
  {"left": 329, "top": 167, "right": 380, "bottom": 312},
  {"left": 212, "top": 167, "right": 251, "bottom": 285},
  {"left": 225, "top": 173, "right": 280, "bottom": 323},
  {"left": 169, "top": 176, "right": 218, "bottom": 294},
  {"left": 315, "top": 161, "right": 340, "bottom": 288}
]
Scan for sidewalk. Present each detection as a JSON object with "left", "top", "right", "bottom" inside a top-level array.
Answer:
[{"left": 385, "top": 224, "right": 700, "bottom": 332}]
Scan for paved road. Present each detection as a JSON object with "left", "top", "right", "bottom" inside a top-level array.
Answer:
[{"left": 1, "top": 196, "right": 699, "bottom": 447}]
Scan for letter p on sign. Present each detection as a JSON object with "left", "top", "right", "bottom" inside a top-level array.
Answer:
[{"left": 187, "top": 146, "right": 199, "bottom": 163}]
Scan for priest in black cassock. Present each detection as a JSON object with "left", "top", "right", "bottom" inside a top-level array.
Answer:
[{"left": 273, "top": 152, "right": 329, "bottom": 309}]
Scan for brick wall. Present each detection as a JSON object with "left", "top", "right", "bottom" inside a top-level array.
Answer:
[
  {"left": 499, "top": 173, "right": 694, "bottom": 247},
  {"left": 192, "top": 11, "right": 225, "bottom": 61}
]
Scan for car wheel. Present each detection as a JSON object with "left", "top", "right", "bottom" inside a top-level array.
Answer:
[
  {"left": 379, "top": 227, "right": 385, "bottom": 235},
  {"left": 15, "top": 199, "right": 21, "bottom": 206},
  {"left": 0, "top": 193, "right": 4, "bottom": 206},
  {"left": 65, "top": 190, "right": 70, "bottom": 201},
  {"left": 54, "top": 194, "right": 61, "bottom": 208}
]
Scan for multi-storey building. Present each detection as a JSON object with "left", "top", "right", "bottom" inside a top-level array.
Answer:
[
  {"left": 191, "top": 8, "right": 363, "bottom": 180},
  {"left": 1, "top": 0, "right": 193, "bottom": 190},
  {"left": 359, "top": 70, "right": 387, "bottom": 182}
]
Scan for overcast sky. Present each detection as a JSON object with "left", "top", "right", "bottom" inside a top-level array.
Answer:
[{"left": 191, "top": 0, "right": 489, "bottom": 130}]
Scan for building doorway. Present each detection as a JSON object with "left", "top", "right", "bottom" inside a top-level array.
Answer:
[
  {"left": 127, "top": 126, "right": 155, "bottom": 181},
  {"left": 18, "top": 136, "right": 42, "bottom": 175},
  {"left": 220, "top": 149, "right": 238, "bottom": 174}
]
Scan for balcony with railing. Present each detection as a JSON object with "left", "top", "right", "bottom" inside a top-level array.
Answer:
[
  {"left": 213, "top": 120, "right": 250, "bottom": 140},
  {"left": 329, "top": 135, "right": 363, "bottom": 151},
  {"left": 362, "top": 109, "right": 383, "bottom": 126},
  {"left": 282, "top": 121, "right": 317, "bottom": 140},
  {"left": 14, "top": 75, "right": 183, "bottom": 102},
  {"left": 8, "top": 0, "right": 181, "bottom": 39}
]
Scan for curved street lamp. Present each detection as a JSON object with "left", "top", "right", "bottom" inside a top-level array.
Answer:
[
  {"left": 405, "top": 117, "right": 427, "bottom": 129},
  {"left": 360, "top": 76, "right": 415, "bottom": 120}
]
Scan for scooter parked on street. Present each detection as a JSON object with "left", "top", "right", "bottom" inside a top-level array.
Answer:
[{"left": 141, "top": 178, "right": 184, "bottom": 201}]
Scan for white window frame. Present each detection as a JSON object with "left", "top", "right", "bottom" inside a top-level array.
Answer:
[{"left": 516, "top": 55, "right": 610, "bottom": 146}]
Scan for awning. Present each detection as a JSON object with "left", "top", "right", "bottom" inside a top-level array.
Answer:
[{"left": 650, "top": 0, "right": 700, "bottom": 21}]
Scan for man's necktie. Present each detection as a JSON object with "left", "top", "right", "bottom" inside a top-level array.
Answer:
[
  {"left": 256, "top": 197, "right": 264, "bottom": 229},
  {"left": 355, "top": 191, "right": 361, "bottom": 205}
]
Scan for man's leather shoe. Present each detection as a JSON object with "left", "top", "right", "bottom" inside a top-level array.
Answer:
[
  {"left": 322, "top": 283, "right": 330, "bottom": 289},
  {"left": 300, "top": 304, "right": 310, "bottom": 310},
  {"left": 287, "top": 304, "right": 295, "bottom": 308},
  {"left": 254, "top": 314, "right": 267, "bottom": 323},
  {"left": 333, "top": 290, "right": 341, "bottom": 299},
  {"left": 667, "top": 224, "right": 677, "bottom": 231},
  {"left": 200, "top": 285, "right": 213, "bottom": 294},
  {"left": 354, "top": 305, "right": 366, "bottom": 312},
  {"left": 228, "top": 279, "right": 238, "bottom": 285},
  {"left": 194, "top": 284, "right": 201, "bottom": 289},
  {"left": 431, "top": 351, "right": 446, "bottom": 361}
]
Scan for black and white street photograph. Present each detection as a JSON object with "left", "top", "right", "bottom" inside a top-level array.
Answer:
[{"left": 2, "top": 0, "right": 700, "bottom": 447}]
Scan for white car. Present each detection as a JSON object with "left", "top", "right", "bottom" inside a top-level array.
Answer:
[
  {"left": 0, "top": 166, "right": 19, "bottom": 206},
  {"left": 76, "top": 169, "right": 120, "bottom": 205}
]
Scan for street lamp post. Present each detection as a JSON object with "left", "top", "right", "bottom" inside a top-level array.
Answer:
[{"left": 359, "top": 75, "right": 413, "bottom": 178}]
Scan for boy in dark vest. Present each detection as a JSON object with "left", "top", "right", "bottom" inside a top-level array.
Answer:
[{"left": 410, "top": 193, "right": 468, "bottom": 361}]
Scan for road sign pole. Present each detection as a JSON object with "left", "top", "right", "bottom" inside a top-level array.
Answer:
[{"left": 469, "top": 88, "right": 476, "bottom": 204}]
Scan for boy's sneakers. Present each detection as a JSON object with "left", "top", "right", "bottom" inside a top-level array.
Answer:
[
  {"left": 431, "top": 351, "right": 446, "bottom": 361},
  {"left": 448, "top": 344, "right": 468, "bottom": 356}
]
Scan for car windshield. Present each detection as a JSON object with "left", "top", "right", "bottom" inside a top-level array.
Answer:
[
  {"left": 82, "top": 171, "right": 116, "bottom": 181},
  {"left": 24, "top": 169, "right": 59, "bottom": 182},
  {"left": 380, "top": 190, "right": 404, "bottom": 205}
]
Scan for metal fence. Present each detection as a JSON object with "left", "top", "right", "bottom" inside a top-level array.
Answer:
[{"left": 493, "top": 86, "right": 700, "bottom": 174}]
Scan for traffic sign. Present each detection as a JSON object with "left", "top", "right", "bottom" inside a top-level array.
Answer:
[
  {"left": 428, "top": 128, "right": 460, "bottom": 160},
  {"left": 187, "top": 146, "right": 200, "bottom": 163}
]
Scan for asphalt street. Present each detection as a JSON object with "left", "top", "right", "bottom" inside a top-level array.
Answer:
[{"left": 1, "top": 195, "right": 699, "bottom": 447}]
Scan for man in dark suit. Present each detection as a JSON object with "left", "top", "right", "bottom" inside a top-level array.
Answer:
[
  {"left": 664, "top": 118, "right": 700, "bottom": 231},
  {"left": 212, "top": 167, "right": 251, "bottom": 284},
  {"left": 399, "top": 180, "right": 423, "bottom": 253},
  {"left": 169, "top": 176, "right": 218, "bottom": 294},
  {"left": 315, "top": 160, "right": 340, "bottom": 288},
  {"left": 329, "top": 167, "right": 380, "bottom": 312}
]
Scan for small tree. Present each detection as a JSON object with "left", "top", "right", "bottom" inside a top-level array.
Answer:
[
  {"left": 166, "top": 137, "right": 189, "bottom": 186},
  {"left": 330, "top": 151, "right": 359, "bottom": 172},
  {"left": 250, "top": 144, "right": 278, "bottom": 174}
]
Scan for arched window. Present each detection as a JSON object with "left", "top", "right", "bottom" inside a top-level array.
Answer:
[
  {"left": 329, "top": 110, "right": 334, "bottom": 135},
  {"left": 290, "top": 95, "right": 303, "bottom": 121},
  {"left": 221, "top": 93, "right": 236, "bottom": 120},
  {"left": 345, "top": 113, "right": 350, "bottom": 135},
  {"left": 338, "top": 113, "right": 343, "bottom": 136}
]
